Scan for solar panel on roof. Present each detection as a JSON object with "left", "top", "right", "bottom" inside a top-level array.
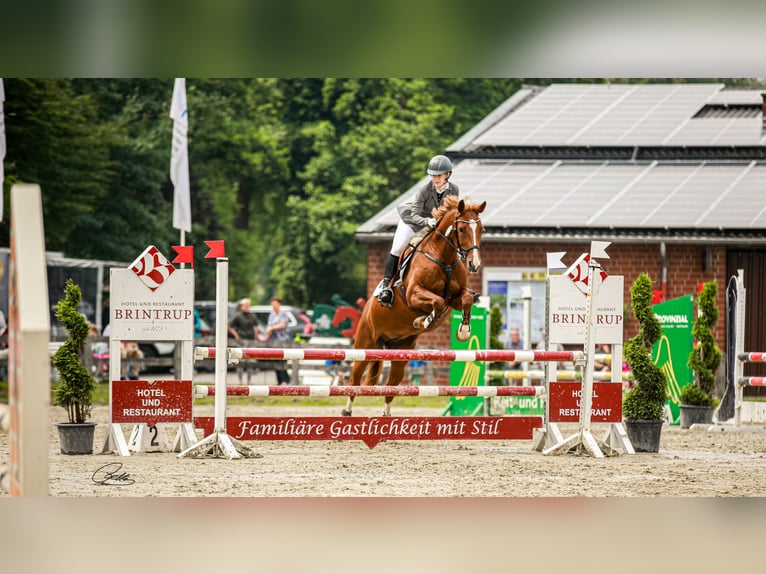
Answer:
[
  {"left": 469, "top": 83, "right": 766, "bottom": 147},
  {"left": 357, "top": 84, "right": 766, "bottom": 238}
]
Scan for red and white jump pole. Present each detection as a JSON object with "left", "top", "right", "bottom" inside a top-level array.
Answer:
[
  {"left": 194, "top": 384, "right": 546, "bottom": 398},
  {"left": 195, "top": 347, "right": 584, "bottom": 364}
]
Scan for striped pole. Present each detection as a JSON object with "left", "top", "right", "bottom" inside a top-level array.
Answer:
[
  {"left": 194, "top": 384, "right": 545, "bottom": 398},
  {"left": 195, "top": 347, "right": 584, "bottom": 363},
  {"left": 738, "top": 377, "right": 766, "bottom": 386},
  {"left": 738, "top": 352, "right": 766, "bottom": 363}
]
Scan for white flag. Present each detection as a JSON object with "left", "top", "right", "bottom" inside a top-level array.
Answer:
[
  {"left": 170, "top": 78, "right": 191, "bottom": 233},
  {"left": 0, "top": 79, "right": 6, "bottom": 222}
]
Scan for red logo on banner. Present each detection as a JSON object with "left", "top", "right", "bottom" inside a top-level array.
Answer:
[
  {"left": 129, "top": 246, "right": 175, "bottom": 291},
  {"left": 548, "top": 382, "right": 622, "bottom": 423},
  {"left": 566, "top": 253, "right": 608, "bottom": 294}
]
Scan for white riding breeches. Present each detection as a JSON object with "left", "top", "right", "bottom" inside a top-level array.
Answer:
[{"left": 391, "top": 220, "right": 416, "bottom": 257}]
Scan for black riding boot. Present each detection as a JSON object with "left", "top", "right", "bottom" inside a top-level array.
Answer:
[{"left": 377, "top": 254, "right": 399, "bottom": 307}]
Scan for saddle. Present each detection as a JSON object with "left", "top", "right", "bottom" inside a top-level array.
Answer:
[{"left": 392, "top": 229, "right": 480, "bottom": 305}]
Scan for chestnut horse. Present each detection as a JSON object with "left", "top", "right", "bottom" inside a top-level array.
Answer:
[{"left": 343, "top": 196, "right": 486, "bottom": 416}]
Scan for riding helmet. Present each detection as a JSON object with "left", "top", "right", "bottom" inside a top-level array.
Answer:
[{"left": 427, "top": 155, "right": 453, "bottom": 175}]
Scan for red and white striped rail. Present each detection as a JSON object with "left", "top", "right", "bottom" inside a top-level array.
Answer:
[
  {"left": 738, "top": 352, "right": 766, "bottom": 363},
  {"left": 194, "top": 384, "right": 545, "bottom": 398},
  {"left": 738, "top": 377, "right": 766, "bottom": 387},
  {"left": 195, "top": 347, "right": 584, "bottom": 363}
]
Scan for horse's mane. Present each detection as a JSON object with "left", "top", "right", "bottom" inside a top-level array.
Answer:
[{"left": 432, "top": 195, "right": 482, "bottom": 219}]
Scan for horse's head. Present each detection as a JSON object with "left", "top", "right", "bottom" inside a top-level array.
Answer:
[
  {"left": 432, "top": 196, "right": 486, "bottom": 274},
  {"left": 454, "top": 199, "right": 486, "bottom": 273}
]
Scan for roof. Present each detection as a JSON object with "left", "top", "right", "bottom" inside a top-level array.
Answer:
[{"left": 356, "top": 82, "right": 766, "bottom": 245}]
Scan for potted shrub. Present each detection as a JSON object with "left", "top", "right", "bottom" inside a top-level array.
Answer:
[
  {"left": 623, "top": 273, "right": 667, "bottom": 452},
  {"left": 52, "top": 279, "right": 98, "bottom": 454},
  {"left": 679, "top": 280, "right": 721, "bottom": 428}
]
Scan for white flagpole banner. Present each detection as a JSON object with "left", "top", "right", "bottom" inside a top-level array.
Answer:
[
  {"left": 1, "top": 78, "right": 6, "bottom": 222},
  {"left": 170, "top": 78, "right": 191, "bottom": 234}
]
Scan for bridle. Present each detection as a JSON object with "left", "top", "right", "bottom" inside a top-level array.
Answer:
[
  {"left": 434, "top": 209, "right": 483, "bottom": 260},
  {"left": 413, "top": 208, "right": 483, "bottom": 298}
]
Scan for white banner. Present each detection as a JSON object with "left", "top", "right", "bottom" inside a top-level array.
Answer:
[
  {"left": 170, "top": 78, "right": 191, "bottom": 233},
  {"left": 110, "top": 268, "right": 194, "bottom": 341},
  {"left": 548, "top": 274, "right": 624, "bottom": 344}
]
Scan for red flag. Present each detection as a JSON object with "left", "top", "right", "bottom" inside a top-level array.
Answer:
[
  {"left": 172, "top": 245, "right": 194, "bottom": 269},
  {"left": 204, "top": 240, "right": 225, "bottom": 259}
]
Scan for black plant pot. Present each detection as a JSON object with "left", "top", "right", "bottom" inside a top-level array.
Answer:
[
  {"left": 624, "top": 419, "right": 664, "bottom": 453},
  {"left": 678, "top": 405, "right": 714, "bottom": 429},
  {"left": 56, "top": 422, "right": 97, "bottom": 455}
]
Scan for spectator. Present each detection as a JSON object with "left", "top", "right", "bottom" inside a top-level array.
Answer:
[
  {"left": 228, "top": 298, "right": 259, "bottom": 384},
  {"left": 504, "top": 327, "right": 523, "bottom": 370},
  {"left": 264, "top": 295, "right": 291, "bottom": 385}
]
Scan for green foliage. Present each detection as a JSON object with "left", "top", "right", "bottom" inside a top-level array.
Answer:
[
  {"left": 623, "top": 273, "right": 667, "bottom": 421},
  {"left": 686, "top": 281, "right": 722, "bottom": 405},
  {"left": 678, "top": 384, "right": 715, "bottom": 408},
  {"left": 1, "top": 78, "right": 519, "bottom": 307},
  {"left": 52, "top": 280, "right": 97, "bottom": 423},
  {"left": 488, "top": 305, "right": 506, "bottom": 373},
  {"left": 489, "top": 306, "right": 504, "bottom": 350}
]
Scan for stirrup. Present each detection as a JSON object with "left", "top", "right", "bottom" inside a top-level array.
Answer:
[{"left": 378, "top": 287, "right": 394, "bottom": 307}]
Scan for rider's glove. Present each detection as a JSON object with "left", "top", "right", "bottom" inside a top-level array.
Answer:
[{"left": 426, "top": 218, "right": 436, "bottom": 228}]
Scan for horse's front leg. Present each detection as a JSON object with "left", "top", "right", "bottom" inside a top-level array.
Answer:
[
  {"left": 455, "top": 289, "right": 476, "bottom": 342},
  {"left": 409, "top": 288, "right": 445, "bottom": 330}
]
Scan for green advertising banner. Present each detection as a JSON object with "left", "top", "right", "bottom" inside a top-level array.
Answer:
[
  {"left": 448, "top": 306, "right": 487, "bottom": 416},
  {"left": 652, "top": 294, "right": 695, "bottom": 425}
]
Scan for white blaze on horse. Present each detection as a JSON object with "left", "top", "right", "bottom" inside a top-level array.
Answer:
[{"left": 344, "top": 196, "right": 486, "bottom": 416}]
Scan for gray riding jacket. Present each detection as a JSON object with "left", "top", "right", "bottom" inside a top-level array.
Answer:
[{"left": 397, "top": 181, "right": 460, "bottom": 232}]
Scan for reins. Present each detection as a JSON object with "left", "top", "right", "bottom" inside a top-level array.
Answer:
[{"left": 413, "top": 208, "right": 482, "bottom": 299}]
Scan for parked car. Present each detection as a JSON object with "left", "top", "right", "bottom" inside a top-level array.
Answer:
[{"left": 194, "top": 300, "right": 237, "bottom": 335}]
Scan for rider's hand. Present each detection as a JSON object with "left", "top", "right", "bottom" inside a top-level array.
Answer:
[{"left": 426, "top": 218, "right": 436, "bottom": 228}]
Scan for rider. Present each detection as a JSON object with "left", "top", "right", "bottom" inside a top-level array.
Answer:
[{"left": 376, "top": 154, "right": 460, "bottom": 307}]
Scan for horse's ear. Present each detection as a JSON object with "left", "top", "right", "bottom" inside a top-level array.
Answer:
[
  {"left": 478, "top": 201, "right": 487, "bottom": 213},
  {"left": 458, "top": 199, "right": 465, "bottom": 212}
]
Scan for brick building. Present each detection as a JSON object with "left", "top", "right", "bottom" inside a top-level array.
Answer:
[{"left": 356, "top": 83, "right": 766, "bottom": 380}]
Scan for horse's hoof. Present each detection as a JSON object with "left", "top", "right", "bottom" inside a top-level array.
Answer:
[
  {"left": 341, "top": 409, "right": 352, "bottom": 417},
  {"left": 381, "top": 411, "right": 391, "bottom": 417},
  {"left": 456, "top": 327, "right": 471, "bottom": 342}
]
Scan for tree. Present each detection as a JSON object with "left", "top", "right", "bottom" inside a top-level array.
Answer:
[
  {"left": 623, "top": 273, "right": 667, "bottom": 421},
  {"left": 682, "top": 281, "right": 721, "bottom": 407},
  {"left": 1, "top": 78, "right": 523, "bottom": 307}
]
